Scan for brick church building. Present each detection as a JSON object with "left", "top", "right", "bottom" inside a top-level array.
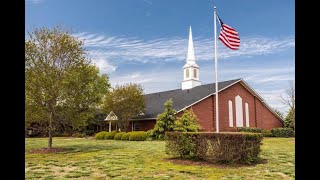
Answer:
[{"left": 108, "top": 27, "right": 284, "bottom": 132}]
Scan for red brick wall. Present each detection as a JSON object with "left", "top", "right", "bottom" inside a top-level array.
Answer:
[
  {"left": 176, "top": 82, "right": 283, "bottom": 132},
  {"left": 217, "top": 83, "right": 257, "bottom": 131},
  {"left": 128, "top": 120, "right": 156, "bottom": 132},
  {"left": 176, "top": 96, "right": 215, "bottom": 132},
  {"left": 255, "top": 99, "right": 283, "bottom": 130}
]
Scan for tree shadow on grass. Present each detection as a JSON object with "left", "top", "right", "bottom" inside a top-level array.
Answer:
[
  {"left": 27, "top": 143, "right": 122, "bottom": 154},
  {"left": 164, "top": 157, "right": 268, "bottom": 169}
]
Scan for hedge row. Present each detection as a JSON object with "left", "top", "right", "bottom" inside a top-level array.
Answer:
[
  {"left": 237, "top": 127, "right": 294, "bottom": 137},
  {"left": 237, "top": 127, "right": 262, "bottom": 133},
  {"left": 114, "top": 132, "right": 126, "bottom": 140},
  {"left": 165, "top": 132, "right": 263, "bottom": 164},
  {"left": 271, "top": 128, "right": 294, "bottom": 137},
  {"left": 94, "top": 131, "right": 147, "bottom": 141}
]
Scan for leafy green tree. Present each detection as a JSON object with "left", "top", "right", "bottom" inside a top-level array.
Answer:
[
  {"left": 150, "top": 99, "right": 176, "bottom": 139},
  {"left": 25, "top": 27, "right": 110, "bottom": 148},
  {"left": 173, "top": 109, "right": 201, "bottom": 132},
  {"left": 284, "top": 108, "right": 295, "bottom": 130},
  {"left": 103, "top": 83, "right": 145, "bottom": 132}
]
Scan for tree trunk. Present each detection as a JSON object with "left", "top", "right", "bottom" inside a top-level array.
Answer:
[
  {"left": 48, "top": 129, "right": 52, "bottom": 149},
  {"left": 48, "top": 111, "right": 54, "bottom": 149}
]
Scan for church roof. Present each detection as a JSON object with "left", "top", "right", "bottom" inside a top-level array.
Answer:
[{"left": 137, "top": 78, "right": 242, "bottom": 119}]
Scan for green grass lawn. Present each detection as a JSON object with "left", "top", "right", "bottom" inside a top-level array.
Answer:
[{"left": 25, "top": 137, "right": 294, "bottom": 180}]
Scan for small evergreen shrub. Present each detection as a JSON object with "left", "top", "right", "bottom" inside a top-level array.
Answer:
[
  {"left": 94, "top": 131, "right": 108, "bottom": 140},
  {"left": 150, "top": 99, "right": 176, "bottom": 140},
  {"left": 173, "top": 109, "right": 201, "bottom": 132},
  {"left": 237, "top": 127, "right": 263, "bottom": 133},
  {"left": 271, "top": 128, "right": 294, "bottom": 137},
  {"left": 121, "top": 132, "right": 132, "bottom": 140},
  {"left": 104, "top": 131, "right": 118, "bottom": 139},
  {"left": 114, "top": 132, "right": 126, "bottom": 140},
  {"left": 165, "top": 132, "right": 263, "bottom": 164},
  {"left": 129, "top": 131, "right": 147, "bottom": 141}
]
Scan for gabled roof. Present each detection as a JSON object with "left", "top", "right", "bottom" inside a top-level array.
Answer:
[{"left": 138, "top": 79, "right": 241, "bottom": 119}]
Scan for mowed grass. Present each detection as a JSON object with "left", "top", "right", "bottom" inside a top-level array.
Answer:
[{"left": 25, "top": 137, "right": 294, "bottom": 180}]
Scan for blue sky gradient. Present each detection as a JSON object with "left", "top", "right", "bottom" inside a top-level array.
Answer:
[{"left": 26, "top": 0, "right": 295, "bottom": 114}]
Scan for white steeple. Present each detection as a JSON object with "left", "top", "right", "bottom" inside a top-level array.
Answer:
[
  {"left": 187, "top": 26, "right": 195, "bottom": 61},
  {"left": 182, "top": 26, "right": 201, "bottom": 90}
]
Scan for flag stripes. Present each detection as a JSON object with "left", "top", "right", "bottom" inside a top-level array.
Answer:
[{"left": 217, "top": 15, "right": 240, "bottom": 50}]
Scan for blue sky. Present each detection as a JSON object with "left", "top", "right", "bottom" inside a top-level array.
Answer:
[{"left": 26, "top": 0, "right": 295, "bottom": 114}]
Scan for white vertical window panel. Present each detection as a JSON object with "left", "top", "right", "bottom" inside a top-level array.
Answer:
[
  {"left": 228, "top": 100, "right": 233, "bottom": 127},
  {"left": 235, "top": 95, "right": 243, "bottom": 127},
  {"left": 245, "top": 103, "right": 250, "bottom": 127}
]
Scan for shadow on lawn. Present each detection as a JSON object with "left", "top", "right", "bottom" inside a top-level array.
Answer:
[
  {"left": 28, "top": 143, "right": 122, "bottom": 154},
  {"left": 165, "top": 158, "right": 268, "bottom": 168}
]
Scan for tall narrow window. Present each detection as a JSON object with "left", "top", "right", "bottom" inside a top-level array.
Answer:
[
  {"left": 235, "top": 95, "right": 243, "bottom": 127},
  {"left": 186, "top": 69, "right": 189, "bottom": 78},
  {"left": 228, "top": 100, "right": 233, "bottom": 127},
  {"left": 245, "top": 102, "right": 250, "bottom": 127},
  {"left": 193, "top": 69, "right": 197, "bottom": 78}
]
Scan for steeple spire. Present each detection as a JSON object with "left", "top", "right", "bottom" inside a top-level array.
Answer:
[
  {"left": 187, "top": 26, "right": 195, "bottom": 61},
  {"left": 182, "top": 26, "right": 201, "bottom": 90}
]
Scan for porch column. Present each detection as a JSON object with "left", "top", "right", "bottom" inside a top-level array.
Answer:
[{"left": 109, "top": 121, "right": 111, "bottom": 132}]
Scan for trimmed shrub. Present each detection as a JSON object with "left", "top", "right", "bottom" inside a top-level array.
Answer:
[
  {"left": 262, "top": 129, "right": 273, "bottom": 137},
  {"left": 121, "top": 132, "right": 132, "bottom": 140},
  {"left": 129, "top": 131, "right": 147, "bottom": 141},
  {"left": 237, "top": 127, "right": 263, "bottom": 133},
  {"left": 271, "top": 128, "right": 294, "bottom": 137},
  {"left": 114, "top": 132, "right": 126, "bottom": 140},
  {"left": 94, "top": 131, "right": 108, "bottom": 140},
  {"left": 104, "top": 131, "right": 118, "bottom": 139},
  {"left": 165, "top": 132, "right": 263, "bottom": 164}
]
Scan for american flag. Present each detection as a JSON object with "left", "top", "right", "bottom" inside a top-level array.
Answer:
[{"left": 217, "top": 15, "right": 240, "bottom": 50}]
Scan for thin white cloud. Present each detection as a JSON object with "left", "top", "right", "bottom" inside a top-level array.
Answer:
[
  {"left": 73, "top": 32, "right": 294, "bottom": 64},
  {"left": 72, "top": 32, "right": 294, "bottom": 114},
  {"left": 25, "top": 0, "right": 44, "bottom": 4},
  {"left": 91, "top": 58, "right": 117, "bottom": 74}
]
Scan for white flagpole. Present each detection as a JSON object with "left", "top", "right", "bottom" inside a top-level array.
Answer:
[{"left": 214, "top": 6, "right": 219, "bottom": 132}]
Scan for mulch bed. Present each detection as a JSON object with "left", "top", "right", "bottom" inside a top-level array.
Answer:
[
  {"left": 165, "top": 158, "right": 266, "bottom": 168},
  {"left": 28, "top": 148, "right": 66, "bottom": 154}
]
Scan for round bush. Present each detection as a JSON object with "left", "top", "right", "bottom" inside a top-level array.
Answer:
[
  {"left": 94, "top": 131, "right": 108, "bottom": 140},
  {"left": 121, "top": 132, "right": 132, "bottom": 140},
  {"left": 129, "top": 131, "right": 147, "bottom": 141},
  {"left": 114, "top": 132, "right": 126, "bottom": 140},
  {"left": 104, "top": 131, "right": 118, "bottom": 139}
]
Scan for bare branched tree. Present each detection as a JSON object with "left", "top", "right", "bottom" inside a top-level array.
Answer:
[
  {"left": 280, "top": 80, "right": 295, "bottom": 111},
  {"left": 280, "top": 80, "right": 295, "bottom": 129}
]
